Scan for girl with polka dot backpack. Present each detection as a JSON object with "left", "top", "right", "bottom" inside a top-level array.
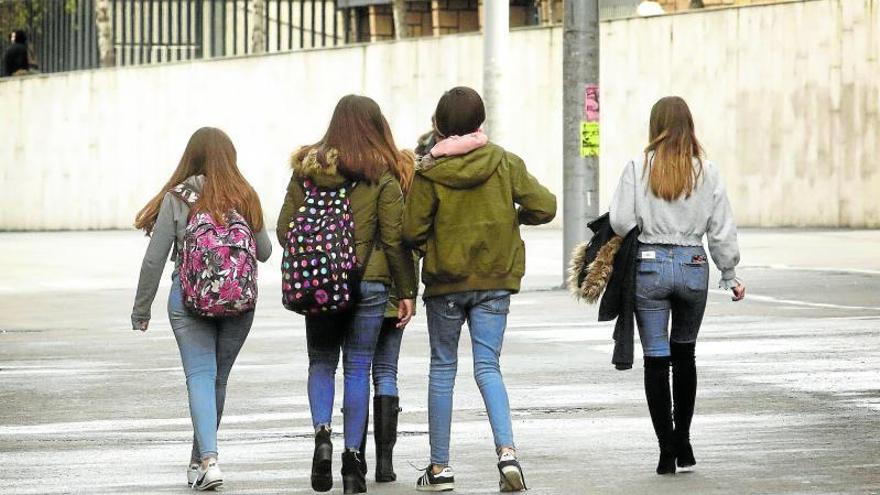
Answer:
[{"left": 276, "top": 94, "right": 417, "bottom": 494}]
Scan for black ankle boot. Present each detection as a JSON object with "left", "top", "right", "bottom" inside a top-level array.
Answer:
[
  {"left": 374, "top": 395, "right": 400, "bottom": 482},
  {"left": 311, "top": 427, "right": 333, "bottom": 492},
  {"left": 644, "top": 356, "right": 676, "bottom": 475},
  {"left": 671, "top": 342, "right": 698, "bottom": 468},
  {"left": 342, "top": 450, "right": 367, "bottom": 494}
]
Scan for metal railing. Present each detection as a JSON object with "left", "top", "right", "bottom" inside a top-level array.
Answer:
[
  {"left": 0, "top": 0, "right": 101, "bottom": 73},
  {"left": 109, "top": 0, "right": 349, "bottom": 66},
  {"left": 1, "top": 0, "right": 350, "bottom": 74}
]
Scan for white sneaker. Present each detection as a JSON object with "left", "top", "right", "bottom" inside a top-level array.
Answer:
[
  {"left": 191, "top": 461, "right": 223, "bottom": 491},
  {"left": 498, "top": 452, "right": 527, "bottom": 492},
  {"left": 186, "top": 463, "right": 200, "bottom": 486}
]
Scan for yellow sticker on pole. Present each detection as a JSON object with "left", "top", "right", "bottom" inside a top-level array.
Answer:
[{"left": 581, "top": 121, "right": 599, "bottom": 157}]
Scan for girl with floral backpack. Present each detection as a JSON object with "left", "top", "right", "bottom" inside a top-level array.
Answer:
[
  {"left": 131, "top": 127, "right": 272, "bottom": 491},
  {"left": 277, "top": 95, "right": 417, "bottom": 494}
]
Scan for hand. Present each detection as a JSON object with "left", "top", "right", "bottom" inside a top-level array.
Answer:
[
  {"left": 397, "top": 299, "right": 415, "bottom": 329},
  {"left": 731, "top": 283, "right": 746, "bottom": 302},
  {"left": 133, "top": 320, "right": 149, "bottom": 332}
]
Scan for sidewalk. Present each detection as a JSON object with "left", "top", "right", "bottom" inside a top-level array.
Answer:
[{"left": 1, "top": 228, "right": 879, "bottom": 294}]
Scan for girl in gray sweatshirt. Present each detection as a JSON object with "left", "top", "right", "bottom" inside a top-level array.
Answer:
[
  {"left": 130, "top": 127, "right": 271, "bottom": 490},
  {"left": 609, "top": 96, "right": 744, "bottom": 477}
]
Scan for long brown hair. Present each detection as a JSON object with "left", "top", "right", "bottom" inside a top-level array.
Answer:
[
  {"left": 644, "top": 96, "right": 704, "bottom": 201},
  {"left": 134, "top": 127, "right": 264, "bottom": 233},
  {"left": 295, "top": 95, "right": 411, "bottom": 187},
  {"left": 393, "top": 149, "right": 415, "bottom": 195}
]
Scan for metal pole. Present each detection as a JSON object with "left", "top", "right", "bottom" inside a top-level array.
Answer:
[
  {"left": 562, "top": 0, "right": 601, "bottom": 282},
  {"left": 482, "top": 0, "right": 508, "bottom": 139}
]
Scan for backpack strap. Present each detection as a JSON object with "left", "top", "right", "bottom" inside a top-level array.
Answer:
[{"left": 170, "top": 183, "right": 200, "bottom": 206}]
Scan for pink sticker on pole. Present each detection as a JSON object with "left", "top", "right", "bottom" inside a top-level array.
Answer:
[{"left": 584, "top": 84, "right": 600, "bottom": 122}]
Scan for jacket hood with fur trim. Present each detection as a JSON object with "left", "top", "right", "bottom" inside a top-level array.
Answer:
[{"left": 290, "top": 147, "right": 348, "bottom": 189}]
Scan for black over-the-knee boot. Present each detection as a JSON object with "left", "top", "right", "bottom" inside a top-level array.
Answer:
[
  {"left": 644, "top": 356, "right": 676, "bottom": 475},
  {"left": 671, "top": 342, "right": 697, "bottom": 468},
  {"left": 374, "top": 395, "right": 400, "bottom": 482}
]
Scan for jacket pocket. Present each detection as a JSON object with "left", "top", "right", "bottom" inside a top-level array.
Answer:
[{"left": 426, "top": 228, "right": 470, "bottom": 283}]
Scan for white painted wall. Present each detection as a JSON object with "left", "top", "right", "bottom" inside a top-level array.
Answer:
[
  {"left": 0, "top": 29, "right": 562, "bottom": 230},
  {"left": 599, "top": 0, "right": 880, "bottom": 227},
  {"left": 1, "top": 0, "right": 877, "bottom": 230}
]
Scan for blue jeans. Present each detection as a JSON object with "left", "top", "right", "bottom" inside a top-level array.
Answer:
[
  {"left": 372, "top": 318, "right": 404, "bottom": 396},
  {"left": 168, "top": 275, "right": 253, "bottom": 462},
  {"left": 635, "top": 244, "right": 709, "bottom": 357},
  {"left": 425, "top": 290, "right": 515, "bottom": 466},
  {"left": 306, "top": 281, "right": 389, "bottom": 449}
]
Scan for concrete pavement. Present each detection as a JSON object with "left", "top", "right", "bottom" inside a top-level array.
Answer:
[{"left": 0, "top": 229, "right": 878, "bottom": 494}]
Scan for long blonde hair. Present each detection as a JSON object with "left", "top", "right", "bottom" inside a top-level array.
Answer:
[
  {"left": 644, "top": 96, "right": 704, "bottom": 201},
  {"left": 134, "top": 127, "right": 264, "bottom": 233}
]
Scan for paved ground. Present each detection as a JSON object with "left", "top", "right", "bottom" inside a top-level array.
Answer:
[{"left": 0, "top": 229, "right": 879, "bottom": 495}]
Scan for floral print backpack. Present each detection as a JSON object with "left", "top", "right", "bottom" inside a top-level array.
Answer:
[
  {"left": 281, "top": 179, "right": 373, "bottom": 316},
  {"left": 172, "top": 184, "right": 259, "bottom": 317}
]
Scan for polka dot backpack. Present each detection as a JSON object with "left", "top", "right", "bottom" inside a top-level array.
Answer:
[{"left": 281, "top": 179, "right": 372, "bottom": 316}]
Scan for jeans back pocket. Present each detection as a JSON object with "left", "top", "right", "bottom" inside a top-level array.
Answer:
[
  {"left": 636, "top": 260, "right": 664, "bottom": 296},
  {"left": 683, "top": 263, "right": 710, "bottom": 291}
]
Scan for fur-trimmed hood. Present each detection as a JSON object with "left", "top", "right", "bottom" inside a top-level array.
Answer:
[
  {"left": 290, "top": 147, "right": 347, "bottom": 189},
  {"left": 569, "top": 235, "right": 622, "bottom": 303}
]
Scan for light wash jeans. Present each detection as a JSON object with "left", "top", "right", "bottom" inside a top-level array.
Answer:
[
  {"left": 305, "top": 281, "right": 389, "bottom": 449},
  {"left": 425, "top": 290, "right": 515, "bottom": 466},
  {"left": 372, "top": 317, "right": 404, "bottom": 396},
  {"left": 169, "top": 275, "right": 253, "bottom": 462},
  {"left": 635, "top": 244, "right": 710, "bottom": 357}
]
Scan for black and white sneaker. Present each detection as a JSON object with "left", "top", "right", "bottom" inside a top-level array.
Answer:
[
  {"left": 191, "top": 461, "right": 223, "bottom": 491},
  {"left": 416, "top": 464, "right": 455, "bottom": 492},
  {"left": 498, "top": 452, "right": 527, "bottom": 492},
  {"left": 186, "top": 463, "right": 200, "bottom": 486}
]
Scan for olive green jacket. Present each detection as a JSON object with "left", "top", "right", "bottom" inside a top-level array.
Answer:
[
  {"left": 402, "top": 143, "right": 557, "bottom": 297},
  {"left": 276, "top": 150, "right": 417, "bottom": 300}
]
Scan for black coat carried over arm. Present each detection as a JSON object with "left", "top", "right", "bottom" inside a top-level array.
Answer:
[
  {"left": 597, "top": 227, "right": 640, "bottom": 371},
  {"left": 569, "top": 213, "right": 639, "bottom": 371}
]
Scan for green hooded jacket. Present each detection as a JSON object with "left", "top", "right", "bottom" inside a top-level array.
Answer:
[
  {"left": 276, "top": 149, "right": 417, "bottom": 300},
  {"left": 402, "top": 143, "right": 557, "bottom": 297}
]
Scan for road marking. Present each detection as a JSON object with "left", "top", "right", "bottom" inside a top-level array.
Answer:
[
  {"left": 0, "top": 411, "right": 311, "bottom": 436},
  {"left": 709, "top": 289, "right": 880, "bottom": 311},
  {"left": 743, "top": 264, "right": 880, "bottom": 276}
]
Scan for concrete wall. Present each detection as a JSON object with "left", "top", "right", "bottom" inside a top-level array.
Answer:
[
  {"left": 1, "top": 0, "right": 878, "bottom": 230},
  {"left": 599, "top": 0, "right": 880, "bottom": 227},
  {"left": 0, "top": 29, "right": 563, "bottom": 230}
]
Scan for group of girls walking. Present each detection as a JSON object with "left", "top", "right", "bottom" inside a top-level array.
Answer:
[{"left": 131, "top": 88, "right": 743, "bottom": 493}]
